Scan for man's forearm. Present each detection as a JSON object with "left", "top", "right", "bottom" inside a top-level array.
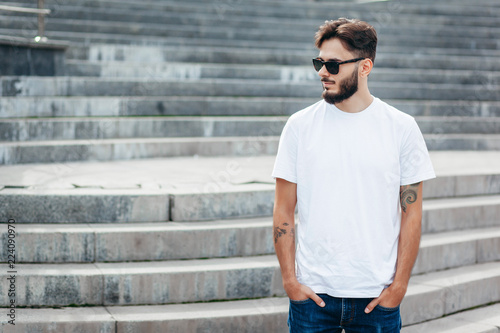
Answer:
[
  {"left": 393, "top": 211, "right": 421, "bottom": 290},
  {"left": 393, "top": 182, "right": 423, "bottom": 290},
  {"left": 273, "top": 212, "right": 297, "bottom": 286}
]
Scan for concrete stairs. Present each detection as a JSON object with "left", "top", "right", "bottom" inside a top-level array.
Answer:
[
  {"left": 1, "top": 0, "right": 500, "bottom": 332},
  {"left": 1, "top": 1, "right": 500, "bottom": 164},
  {"left": 402, "top": 303, "right": 500, "bottom": 333},
  {"left": 2, "top": 152, "right": 500, "bottom": 332}
]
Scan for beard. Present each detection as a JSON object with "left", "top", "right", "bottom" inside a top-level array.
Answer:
[{"left": 322, "top": 66, "right": 359, "bottom": 105}]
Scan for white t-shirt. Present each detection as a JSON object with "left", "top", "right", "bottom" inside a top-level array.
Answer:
[{"left": 272, "top": 97, "right": 436, "bottom": 298}]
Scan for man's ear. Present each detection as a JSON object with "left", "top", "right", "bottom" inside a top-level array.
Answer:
[{"left": 359, "top": 58, "right": 373, "bottom": 78}]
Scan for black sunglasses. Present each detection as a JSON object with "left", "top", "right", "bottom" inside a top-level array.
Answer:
[{"left": 312, "top": 57, "right": 365, "bottom": 75}]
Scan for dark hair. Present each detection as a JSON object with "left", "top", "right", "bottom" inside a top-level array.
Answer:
[{"left": 315, "top": 18, "right": 377, "bottom": 63}]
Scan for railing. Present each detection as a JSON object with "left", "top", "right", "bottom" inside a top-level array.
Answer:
[{"left": 0, "top": 0, "right": 51, "bottom": 42}]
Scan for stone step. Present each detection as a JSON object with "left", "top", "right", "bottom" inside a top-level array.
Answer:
[
  {"left": 65, "top": 61, "right": 500, "bottom": 87},
  {"left": 6, "top": 2, "right": 500, "bottom": 31},
  {"left": 0, "top": 185, "right": 276, "bottom": 223},
  {"left": 402, "top": 303, "right": 500, "bottom": 333},
  {"left": 5, "top": 13, "right": 500, "bottom": 47},
  {"left": 0, "top": 188, "right": 171, "bottom": 223},
  {"left": 0, "top": 261, "right": 499, "bottom": 326},
  {"left": 9, "top": 0, "right": 500, "bottom": 21},
  {"left": 0, "top": 96, "right": 311, "bottom": 118},
  {"left": 4, "top": 25, "right": 499, "bottom": 56},
  {"left": 9, "top": 0, "right": 498, "bottom": 20},
  {"left": 1, "top": 116, "right": 499, "bottom": 142},
  {"left": 2, "top": 133, "right": 500, "bottom": 165},
  {"left": 0, "top": 298, "right": 289, "bottom": 333},
  {"left": 2, "top": 152, "right": 500, "bottom": 222},
  {"left": 0, "top": 136, "right": 279, "bottom": 164},
  {"left": 417, "top": 117, "right": 500, "bottom": 135},
  {"left": 2, "top": 77, "right": 499, "bottom": 101},
  {"left": 426, "top": 133, "right": 500, "bottom": 150},
  {"left": 2, "top": 211, "right": 498, "bottom": 267},
  {"left": 404, "top": 261, "right": 500, "bottom": 325},
  {"left": 0, "top": 255, "right": 284, "bottom": 307},
  {"left": 0, "top": 0, "right": 374, "bottom": 20},
  {"left": 5, "top": 14, "right": 500, "bottom": 42},
  {"left": 413, "top": 226, "right": 500, "bottom": 275},
  {"left": 0, "top": 116, "right": 287, "bottom": 141},
  {"left": 386, "top": 0, "right": 499, "bottom": 4},
  {"left": 11, "top": 29, "right": 495, "bottom": 56},
  {"left": 0, "top": 217, "right": 275, "bottom": 263},
  {"left": 65, "top": 44, "right": 500, "bottom": 70},
  {"left": 6, "top": 0, "right": 499, "bottom": 20},
  {"left": 1, "top": 96, "right": 499, "bottom": 118},
  {"left": 4, "top": 300, "right": 500, "bottom": 333},
  {"left": 422, "top": 195, "right": 500, "bottom": 234},
  {"left": 425, "top": 133, "right": 500, "bottom": 150}
]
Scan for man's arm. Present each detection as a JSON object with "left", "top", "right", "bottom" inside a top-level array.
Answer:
[
  {"left": 365, "top": 181, "right": 423, "bottom": 313},
  {"left": 273, "top": 178, "right": 325, "bottom": 307}
]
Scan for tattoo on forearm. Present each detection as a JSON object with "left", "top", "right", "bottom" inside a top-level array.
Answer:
[
  {"left": 274, "top": 222, "right": 295, "bottom": 244},
  {"left": 400, "top": 182, "right": 420, "bottom": 213}
]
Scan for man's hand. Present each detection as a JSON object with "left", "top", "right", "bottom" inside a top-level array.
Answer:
[
  {"left": 284, "top": 280, "right": 325, "bottom": 307},
  {"left": 364, "top": 283, "right": 406, "bottom": 313}
]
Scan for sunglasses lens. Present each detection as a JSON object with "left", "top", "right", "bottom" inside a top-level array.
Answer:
[
  {"left": 325, "top": 63, "right": 339, "bottom": 74},
  {"left": 312, "top": 59, "right": 323, "bottom": 72},
  {"left": 312, "top": 59, "right": 339, "bottom": 74}
]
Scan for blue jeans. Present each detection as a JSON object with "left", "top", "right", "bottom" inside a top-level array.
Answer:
[{"left": 288, "top": 294, "right": 402, "bottom": 333}]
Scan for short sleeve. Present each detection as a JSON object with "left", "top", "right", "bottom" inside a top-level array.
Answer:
[
  {"left": 400, "top": 118, "right": 436, "bottom": 185},
  {"left": 272, "top": 117, "right": 298, "bottom": 183}
]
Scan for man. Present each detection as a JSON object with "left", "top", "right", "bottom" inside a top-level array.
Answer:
[{"left": 272, "top": 18, "right": 436, "bottom": 332}]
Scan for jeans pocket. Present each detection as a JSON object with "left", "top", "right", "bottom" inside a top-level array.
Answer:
[
  {"left": 289, "top": 298, "right": 313, "bottom": 305},
  {"left": 375, "top": 304, "right": 400, "bottom": 311}
]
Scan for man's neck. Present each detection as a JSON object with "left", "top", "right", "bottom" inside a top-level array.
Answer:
[{"left": 334, "top": 90, "right": 374, "bottom": 113}]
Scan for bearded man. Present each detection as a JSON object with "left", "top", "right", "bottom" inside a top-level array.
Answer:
[{"left": 272, "top": 18, "right": 436, "bottom": 333}]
